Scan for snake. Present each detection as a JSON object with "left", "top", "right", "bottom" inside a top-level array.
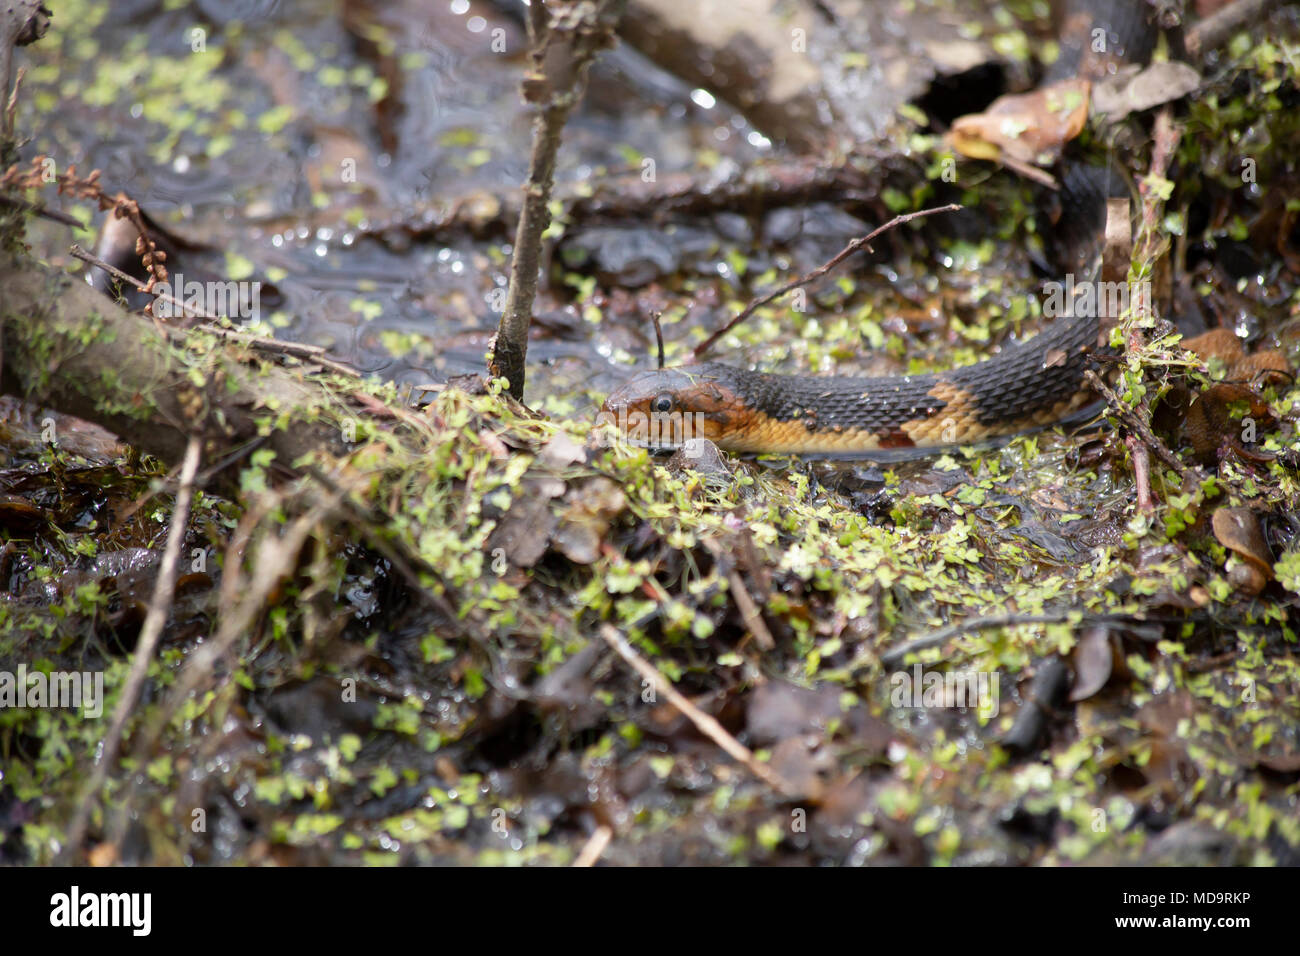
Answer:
[{"left": 600, "top": 0, "right": 1161, "bottom": 456}]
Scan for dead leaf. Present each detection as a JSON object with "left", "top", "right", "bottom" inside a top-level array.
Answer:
[
  {"left": 768, "top": 733, "right": 837, "bottom": 802},
  {"left": 539, "top": 431, "right": 586, "bottom": 469},
  {"left": 947, "top": 77, "right": 1090, "bottom": 183},
  {"left": 1069, "top": 624, "right": 1115, "bottom": 702},
  {"left": 1091, "top": 61, "right": 1201, "bottom": 122},
  {"left": 550, "top": 478, "right": 626, "bottom": 564},
  {"left": 746, "top": 680, "right": 842, "bottom": 747},
  {"left": 1212, "top": 506, "right": 1272, "bottom": 594},
  {"left": 486, "top": 477, "right": 564, "bottom": 568}
]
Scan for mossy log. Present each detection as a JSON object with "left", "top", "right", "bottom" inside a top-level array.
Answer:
[{"left": 0, "top": 255, "right": 355, "bottom": 487}]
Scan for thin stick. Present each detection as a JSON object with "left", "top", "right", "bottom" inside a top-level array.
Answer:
[
  {"left": 879, "top": 611, "right": 1133, "bottom": 667},
  {"left": 70, "top": 243, "right": 362, "bottom": 377},
  {"left": 61, "top": 434, "right": 202, "bottom": 861},
  {"left": 1128, "top": 433, "right": 1154, "bottom": 512},
  {"left": 1186, "top": 0, "right": 1280, "bottom": 59},
  {"left": 598, "top": 624, "right": 797, "bottom": 797},
  {"left": 111, "top": 484, "right": 351, "bottom": 852},
  {"left": 692, "top": 203, "right": 962, "bottom": 361},
  {"left": 70, "top": 241, "right": 218, "bottom": 320},
  {"left": 1098, "top": 195, "right": 1158, "bottom": 510},
  {"left": 0, "top": 193, "right": 83, "bottom": 226},
  {"left": 1110, "top": 106, "right": 1188, "bottom": 507},
  {"left": 1084, "top": 369, "right": 1189, "bottom": 478},
  {"left": 572, "top": 825, "right": 612, "bottom": 867},
  {"left": 650, "top": 310, "right": 665, "bottom": 370},
  {"left": 728, "top": 570, "right": 775, "bottom": 651},
  {"left": 2, "top": 64, "right": 21, "bottom": 140}
]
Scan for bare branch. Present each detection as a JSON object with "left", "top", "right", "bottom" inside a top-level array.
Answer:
[{"left": 692, "top": 203, "right": 963, "bottom": 361}]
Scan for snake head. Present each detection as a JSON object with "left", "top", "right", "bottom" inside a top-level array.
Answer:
[{"left": 598, "top": 365, "right": 749, "bottom": 449}]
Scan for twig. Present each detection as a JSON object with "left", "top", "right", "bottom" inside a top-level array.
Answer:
[
  {"left": 1135, "top": 110, "right": 1182, "bottom": 266},
  {"left": 1100, "top": 198, "right": 1132, "bottom": 332},
  {"left": 879, "top": 611, "right": 1133, "bottom": 667},
  {"left": 70, "top": 241, "right": 215, "bottom": 318},
  {"left": 1186, "top": 0, "right": 1280, "bottom": 59},
  {"left": 1116, "top": 107, "right": 1187, "bottom": 508},
  {"left": 598, "top": 624, "right": 797, "bottom": 797},
  {"left": 650, "top": 310, "right": 665, "bottom": 369},
  {"left": 61, "top": 435, "right": 202, "bottom": 861},
  {"left": 572, "top": 825, "right": 612, "bottom": 867},
  {"left": 110, "top": 483, "right": 352, "bottom": 855},
  {"left": 1084, "top": 369, "right": 1189, "bottom": 478},
  {"left": 1127, "top": 432, "right": 1154, "bottom": 512},
  {"left": 1100, "top": 195, "right": 1157, "bottom": 510},
  {"left": 692, "top": 203, "right": 962, "bottom": 360},
  {"left": 70, "top": 243, "right": 361, "bottom": 377},
  {"left": 3, "top": 65, "right": 21, "bottom": 142},
  {"left": 728, "top": 570, "right": 775, "bottom": 651},
  {"left": 0, "top": 191, "right": 80, "bottom": 225},
  {"left": 5, "top": 156, "right": 171, "bottom": 316},
  {"left": 489, "top": 0, "right": 620, "bottom": 400}
]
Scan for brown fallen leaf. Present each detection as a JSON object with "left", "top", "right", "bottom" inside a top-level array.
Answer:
[
  {"left": 551, "top": 477, "right": 627, "bottom": 564},
  {"left": 1211, "top": 506, "right": 1273, "bottom": 595},
  {"left": 485, "top": 476, "right": 564, "bottom": 568},
  {"left": 1091, "top": 61, "right": 1201, "bottom": 122},
  {"left": 478, "top": 428, "right": 510, "bottom": 460},
  {"left": 745, "top": 680, "right": 843, "bottom": 746},
  {"left": 947, "top": 77, "right": 1091, "bottom": 187},
  {"left": 768, "top": 733, "right": 837, "bottom": 802},
  {"left": 1184, "top": 382, "right": 1277, "bottom": 461},
  {"left": 1069, "top": 624, "right": 1116, "bottom": 702},
  {"left": 0, "top": 494, "right": 47, "bottom": 532},
  {"left": 539, "top": 431, "right": 587, "bottom": 469}
]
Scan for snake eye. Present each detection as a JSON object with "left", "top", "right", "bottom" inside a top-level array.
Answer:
[{"left": 652, "top": 393, "right": 674, "bottom": 414}]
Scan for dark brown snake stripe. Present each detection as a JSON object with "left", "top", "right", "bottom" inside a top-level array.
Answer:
[{"left": 600, "top": 0, "right": 1154, "bottom": 456}]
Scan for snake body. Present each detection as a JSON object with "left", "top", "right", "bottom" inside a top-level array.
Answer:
[
  {"left": 602, "top": 312, "right": 1105, "bottom": 454},
  {"left": 601, "top": 0, "right": 1156, "bottom": 456}
]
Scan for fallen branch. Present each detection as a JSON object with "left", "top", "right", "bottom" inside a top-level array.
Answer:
[
  {"left": 345, "top": 155, "right": 901, "bottom": 253},
  {"left": 598, "top": 624, "right": 797, "bottom": 797},
  {"left": 692, "top": 203, "right": 962, "bottom": 361},
  {"left": 0, "top": 257, "right": 353, "bottom": 491}
]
